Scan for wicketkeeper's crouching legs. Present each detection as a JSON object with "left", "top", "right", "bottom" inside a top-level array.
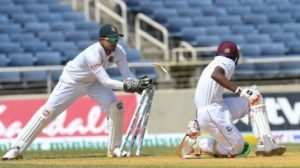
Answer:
[
  {"left": 2, "top": 106, "right": 57, "bottom": 160},
  {"left": 107, "top": 100, "right": 127, "bottom": 157}
]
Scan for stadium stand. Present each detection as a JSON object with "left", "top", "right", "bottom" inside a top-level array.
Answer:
[{"left": 0, "top": 0, "right": 157, "bottom": 94}]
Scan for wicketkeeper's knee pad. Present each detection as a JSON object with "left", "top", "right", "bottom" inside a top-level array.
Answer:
[{"left": 107, "top": 100, "right": 124, "bottom": 152}]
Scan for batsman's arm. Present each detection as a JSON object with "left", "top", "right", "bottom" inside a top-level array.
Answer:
[{"left": 211, "top": 66, "right": 240, "bottom": 94}]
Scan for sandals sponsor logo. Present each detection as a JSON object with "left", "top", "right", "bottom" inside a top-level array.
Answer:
[{"left": 0, "top": 95, "right": 137, "bottom": 139}]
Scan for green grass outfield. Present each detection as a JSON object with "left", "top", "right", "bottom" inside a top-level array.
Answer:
[{"left": 0, "top": 144, "right": 300, "bottom": 168}]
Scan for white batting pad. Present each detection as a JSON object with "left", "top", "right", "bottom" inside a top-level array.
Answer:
[
  {"left": 13, "top": 106, "right": 55, "bottom": 153},
  {"left": 107, "top": 100, "right": 124, "bottom": 152}
]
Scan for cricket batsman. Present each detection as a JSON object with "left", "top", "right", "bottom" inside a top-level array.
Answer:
[
  {"left": 176, "top": 41, "right": 286, "bottom": 159},
  {"left": 2, "top": 24, "right": 152, "bottom": 160}
]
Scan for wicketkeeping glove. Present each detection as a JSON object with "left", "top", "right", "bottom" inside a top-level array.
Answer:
[{"left": 123, "top": 75, "right": 152, "bottom": 94}]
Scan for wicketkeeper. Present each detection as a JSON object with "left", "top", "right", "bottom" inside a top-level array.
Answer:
[
  {"left": 176, "top": 41, "right": 286, "bottom": 159},
  {"left": 2, "top": 24, "right": 152, "bottom": 160}
]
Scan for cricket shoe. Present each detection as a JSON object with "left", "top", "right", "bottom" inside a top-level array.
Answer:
[
  {"left": 2, "top": 147, "right": 23, "bottom": 160},
  {"left": 107, "top": 147, "right": 128, "bottom": 158},
  {"left": 175, "top": 134, "right": 211, "bottom": 159},
  {"left": 255, "top": 143, "right": 286, "bottom": 156}
]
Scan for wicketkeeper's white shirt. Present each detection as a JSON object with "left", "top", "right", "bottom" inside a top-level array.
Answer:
[
  {"left": 194, "top": 56, "right": 235, "bottom": 109},
  {"left": 60, "top": 42, "right": 135, "bottom": 90}
]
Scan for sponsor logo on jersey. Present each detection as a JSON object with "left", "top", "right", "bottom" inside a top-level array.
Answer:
[{"left": 90, "top": 63, "right": 101, "bottom": 70}]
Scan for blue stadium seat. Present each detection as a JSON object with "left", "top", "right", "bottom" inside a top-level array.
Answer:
[
  {"left": 64, "top": 31, "right": 90, "bottom": 42},
  {"left": 153, "top": 9, "right": 178, "bottom": 24},
  {"left": 257, "top": 24, "right": 282, "bottom": 34},
  {"left": 125, "top": 0, "right": 141, "bottom": 11},
  {"left": 268, "top": 13, "right": 294, "bottom": 23},
  {"left": 264, "top": 0, "right": 290, "bottom": 5},
  {"left": 37, "top": 0, "right": 59, "bottom": 4},
  {"left": 251, "top": 6, "right": 277, "bottom": 14},
  {"left": 219, "top": 35, "right": 246, "bottom": 45},
  {"left": 48, "top": 3, "right": 72, "bottom": 13},
  {"left": 38, "top": 32, "right": 65, "bottom": 43},
  {"left": 75, "top": 22, "right": 99, "bottom": 31},
  {"left": 164, "top": 1, "right": 189, "bottom": 9},
  {"left": 12, "top": 0, "right": 37, "bottom": 5},
  {"left": 8, "top": 53, "right": 36, "bottom": 66},
  {"left": 286, "top": 42, "right": 300, "bottom": 55},
  {"left": 51, "top": 42, "right": 78, "bottom": 55},
  {"left": 245, "top": 34, "right": 271, "bottom": 44},
  {"left": 11, "top": 13, "right": 38, "bottom": 25},
  {"left": 140, "top": 1, "right": 164, "bottom": 15},
  {"left": 240, "top": 44, "right": 261, "bottom": 56},
  {"left": 50, "top": 22, "right": 76, "bottom": 32},
  {"left": 23, "top": 4, "right": 49, "bottom": 13},
  {"left": 35, "top": 51, "right": 62, "bottom": 65},
  {"left": 62, "top": 50, "right": 80, "bottom": 63},
  {"left": 214, "top": 0, "right": 240, "bottom": 7},
  {"left": 166, "top": 17, "right": 193, "bottom": 37},
  {"left": 227, "top": 6, "right": 251, "bottom": 16},
  {"left": 0, "top": 43, "right": 23, "bottom": 53},
  {"left": 0, "top": 15, "right": 9, "bottom": 23},
  {"left": 8, "top": 53, "right": 46, "bottom": 82},
  {"left": 188, "top": 0, "right": 213, "bottom": 7},
  {"left": 0, "top": 72, "right": 22, "bottom": 83},
  {"left": 0, "top": 24, "right": 22, "bottom": 34},
  {"left": 230, "top": 25, "right": 257, "bottom": 34},
  {"left": 61, "top": 12, "right": 85, "bottom": 21},
  {"left": 77, "top": 40, "right": 95, "bottom": 50},
  {"left": 1, "top": 0, "right": 14, "bottom": 5},
  {"left": 193, "top": 16, "right": 217, "bottom": 26},
  {"left": 51, "top": 70, "right": 62, "bottom": 82},
  {"left": 10, "top": 33, "right": 38, "bottom": 43},
  {"left": 178, "top": 8, "right": 202, "bottom": 17},
  {"left": 290, "top": 0, "right": 300, "bottom": 4},
  {"left": 0, "top": 53, "right": 22, "bottom": 83},
  {"left": 205, "top": 26, "right": 231, "bottom": 35},
  {"left": 193, "top": 35, "right": 220, "bottom": 47},
  {"left": 181, "top": 27, "right": 206, "bottom": 42},
  {"left": 280, "top": 62, "right": 300, "bottom": 76},
  {"left": 243, "top": 14, "right": 269, "bottom": 25},
  {"left": 271, "top": 33, "right": 297, "bottom": 43},
  {"left": 282, "top": 23, "right": 300, "bottom": 33},
  {"left": 24, "top": 22, "right": 51, "bottom": 34},
  {"left": 0, "top": 54, "right": 9, "bottom": 67},
  {"left": 260, "top": 43, "right": 287, "bottom": 56},
  {"left": 234, "top": 63, "right": 255, "bottom": 77},
  {"left": 0, "top": 34, "right": 10, "bottom": 42},
  {"left": 36, "top": 13, "right": 63, "bottom": 22},
  {"left": 0, "top": 5, "right": 24, "bottom": 16},
  {"left": 240, "top": 0, "right": 264, "bottom": 6},
  {"left": 255, "top": 62, "right": 280, "bottom": 77},
  {"left": 217, "top": 16, "right": 243, "bottom": 26},
  {"left": 126, "top": 49, "right": 141, "bottom": 62},
  {"left": 106, "top": 68, "right": 122, "bottom": 81},
  {"left": 201, "top": 6, "right": 227, "bottom": 16},
  {"left": 22, "top": 41, "right": 49, "bottom": 52},
  {"left": 277, "top": 5, "right": 300, "bottom": 13}
]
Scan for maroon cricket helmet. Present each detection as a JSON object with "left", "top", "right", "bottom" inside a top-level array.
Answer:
[{"left": 216, "top": 41, "right": 240, "bottom": 64}]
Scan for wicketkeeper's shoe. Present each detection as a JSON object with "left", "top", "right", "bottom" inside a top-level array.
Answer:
[
  {"left": 2, "top": 147, "right": 23, "bottom": 160},
  {"left": 255, "top": 143, "right": 286, "bottom": 156},
  {"left": 107, "top": 147, "right": 128, "bottom": 158}
]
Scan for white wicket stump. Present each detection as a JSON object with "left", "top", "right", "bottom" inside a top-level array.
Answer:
[{"left": 120, "top": 86, "right": 155, "bottom": 157}]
